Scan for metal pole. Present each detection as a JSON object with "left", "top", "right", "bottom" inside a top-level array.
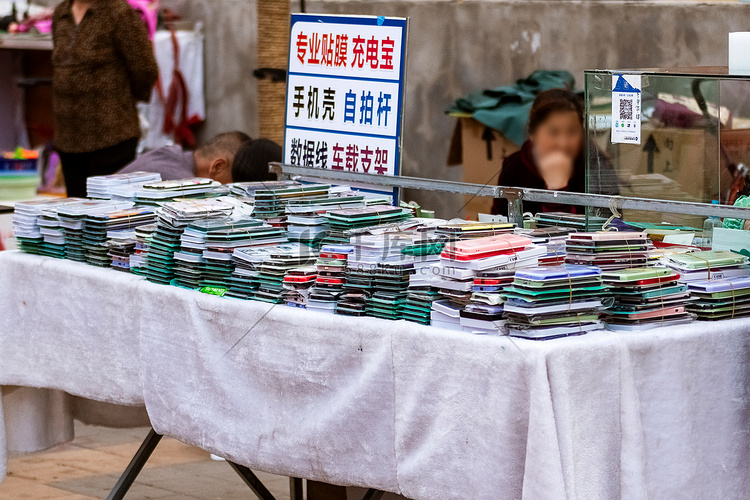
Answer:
[
  {"left": 361, "top": 489, "right": 386, "bottom": 500},
  {"left": 227, "top": 461, "right": 278, "bottom": 500},
  {"left": 289, "top": 477, "right": 304, "bottom": 500},
  {"left": 271, "top": 162, "right": 750, "bottom": 220},
  {"left": 106, "top": 429, "right": 162, "bottom": 500}
]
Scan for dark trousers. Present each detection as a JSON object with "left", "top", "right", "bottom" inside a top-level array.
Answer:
[{"left": 58, "top": 137, "right": 139, "bottom": 198}]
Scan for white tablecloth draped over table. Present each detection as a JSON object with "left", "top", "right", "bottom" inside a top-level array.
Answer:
[
  {"left": 0, "top": 251, "right": 148, "bottom": 480},
  {"left": 1, "top": 250, "right": 749, "bottom": 499}
]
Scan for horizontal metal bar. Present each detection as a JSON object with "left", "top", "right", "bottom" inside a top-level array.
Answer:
[
  {"left": 271, "top": 163, "right": 500, "bottom": 197},
  {"left": 271, "top": 163, "right": 750, "bottom": 219}
]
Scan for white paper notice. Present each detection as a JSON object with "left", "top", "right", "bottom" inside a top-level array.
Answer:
[{"left": 611, "top": 74, "right": 642, "bottom": 145}]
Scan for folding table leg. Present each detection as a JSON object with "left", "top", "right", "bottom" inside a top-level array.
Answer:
[
  {"left": 228, "top": 460, "right": 278, "bottom": 500},
  {"left": 106, "top": 429, "right": 163, "bottom": 500},
  {"left": 290, "top": 477, "right": 304, "bottom": 500},
  {"left": 361, "top": 489, "right": 386, "bottom": 500}
]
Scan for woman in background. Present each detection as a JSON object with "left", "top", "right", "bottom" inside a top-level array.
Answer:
[
  {"left": 52, "top": 0, "right": 158, "bottom": 197},
  {"left": 492, "top": 88, "right": 615, "bottom": 216}
]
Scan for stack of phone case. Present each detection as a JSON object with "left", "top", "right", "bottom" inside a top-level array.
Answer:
[
  {"left": 129, "top": 224, "right": 155, "bottom": 276},
  {"left": 516, "top": 226, "right": 573, "bottom": 266},
  {"left": 437, "top": 235, "right": 542, "bottom": 303},
  {"left": 602, "top": 267, "right": 695, "bottom": 331},
  {"left": 202, "top": 226, "right": 288, "bottom": 290},
  {"left": 51, "top": 200, "right": 136, "bottom": 262},
  {"left": 434, "top": 222, "right": 515, "bottom": 241},
  {"left": 13, "top": 197, "right": 84, "bottom": 255},
  {"left": 402, "top": 239, "right": 445, "bottom": 325},
  {"left": 314, "top": 247, "right": 349, "bottom": 295},
  {"left": 82, "top": 206, "right": 156, "bottom": 268},
  {"left": 431, "top": 234, "right": 546, "bottom": 334},
  {"left": 227, "top": 180, "right": 300, "bottom": 197},
  {"left": 250, "top": 184, "right": 330, "bottom": 220},
  {"left": 282, "top": 266, "right": 318, "bottom": 308},
  {"left": 87, "top": 171, "right": 161, "bottom": 199},
  {"left": 664, "top": 250, "right": 750, "bottom": 282},
  {"left": 226, "top": 244, "right": 290, "bottom": 299},
  {"left": 322, "top": 205, "right": 413, "bottom": 245},
  {"left": 687, "top": 277, "right": 750, "bottom": 320},
  {"left": 564, "top": 232, "right": 655, "bottom": 270},
  {"left": 535, "top": 211, "right": 608, "bottom": 232},
  {"left": 252, "top": 249, "right": 317, "bottom": 303},
  {"left": 430, "top": 299, "right": 464, "bottom": 331},
  {"left": 133, "top": 178, "right": 222, "bottom": 205},
  {"left": 225, "top": 243, "right": 315, "bottom": 301},
  {"left": 503, "top": 265, "right": 609, "bottom": 340},
  {"left": 173, "top": 219, "right": 263, "bottom": 289},
  {"left": 145, "top": 199, "right": 235, "bottom": 286}
]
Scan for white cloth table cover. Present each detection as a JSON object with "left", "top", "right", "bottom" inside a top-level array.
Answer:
[
  {"left": 1, "top": 250, "right": 749, "bottom": 499},
  {"left": 0, "top": 251, "right": 146, "bottom": 481}
]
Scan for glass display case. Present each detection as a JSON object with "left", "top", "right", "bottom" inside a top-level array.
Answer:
[{"left": 584, "top": 67, "right": 750, "bottom": 228}]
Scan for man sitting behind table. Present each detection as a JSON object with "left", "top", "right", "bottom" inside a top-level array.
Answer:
[{"left": 117, "top": 131, "right": 253, "bottom": 183}]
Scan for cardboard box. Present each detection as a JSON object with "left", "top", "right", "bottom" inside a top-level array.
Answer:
[
  {"left": 447, "top": 117, "right": 520, "bottom": 219},
  {"left": 609, "top": 125, "right": 728, "bottom": 227}
]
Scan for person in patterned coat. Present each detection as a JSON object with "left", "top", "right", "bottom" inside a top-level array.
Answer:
[{"left": 52, "top": 0, "right": 158, "bottom": 197}]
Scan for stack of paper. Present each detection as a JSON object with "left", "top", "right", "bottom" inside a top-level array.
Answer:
[
  {"left": 602, "top": 267, "right": 694, "bottom": 331},
  {"left": 13, "top": 198, "right": 83, "bottom": 254},
  {"left": 86, "top": 172, "right": 161, "bottom": 199},
  {"left": 686, "top": 277, "right": 750, "bottom": 320},
  {"left": 565, "top": 232, "right": 654, "bottom": 270},
  {"left": 503, "top": 265, "right": 609, "bottom": 340},
  {"left": 665, "top": 250, "right": 750, "bottom": 282}
]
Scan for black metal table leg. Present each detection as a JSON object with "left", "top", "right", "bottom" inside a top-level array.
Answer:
[
  {"left": 361, "top": 489, "right": 385, "bottom": 500},
  {"left": 106, "top": 429, "right": 163, "bottom": 500},
  {"left": 228, "top": 460, "right": 278, "bottom": 500},
  {"left": 290, "top": 477, "right": 304, "bottom": 500}
]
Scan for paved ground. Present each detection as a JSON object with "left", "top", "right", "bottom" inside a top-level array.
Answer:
[{"left": 0, "top": 422, "right": 292, "bottom": 499}]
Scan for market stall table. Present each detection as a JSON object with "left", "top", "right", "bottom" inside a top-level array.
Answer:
[{"left": 1, "top": 250, "right": 749, "bottom": 499}]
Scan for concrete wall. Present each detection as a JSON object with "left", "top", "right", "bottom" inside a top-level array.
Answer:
[{"left": 47, "top": 0, "right": 750, "bottom": 215}]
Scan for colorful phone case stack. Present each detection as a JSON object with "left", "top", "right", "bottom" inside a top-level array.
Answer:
[
  {"left": 686, "top": 277, "right": 750, "bottom": 320},
  {"left": 602, "top": 267, "right": 694, "bottom": 331},
  {"left": 503, "top": 265, "right": 609, "bottom": 340},
  {"left": 565, "top": 232, "right": 655, "bottom": 270}
]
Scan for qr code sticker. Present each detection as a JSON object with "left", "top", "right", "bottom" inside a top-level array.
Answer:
[{"left": 620, "top": 99, "right": 633, "bottom": 120}]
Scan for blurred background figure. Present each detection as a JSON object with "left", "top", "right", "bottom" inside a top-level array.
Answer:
[
  {"left": 51, "top": 0, "right": 159, "bottom": 197},
  {"left": 118, "top": 131, "right": 251, "bottom": 183},
  {"left": 231, "top": 137, "right": 282, "bottom": 183}
]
